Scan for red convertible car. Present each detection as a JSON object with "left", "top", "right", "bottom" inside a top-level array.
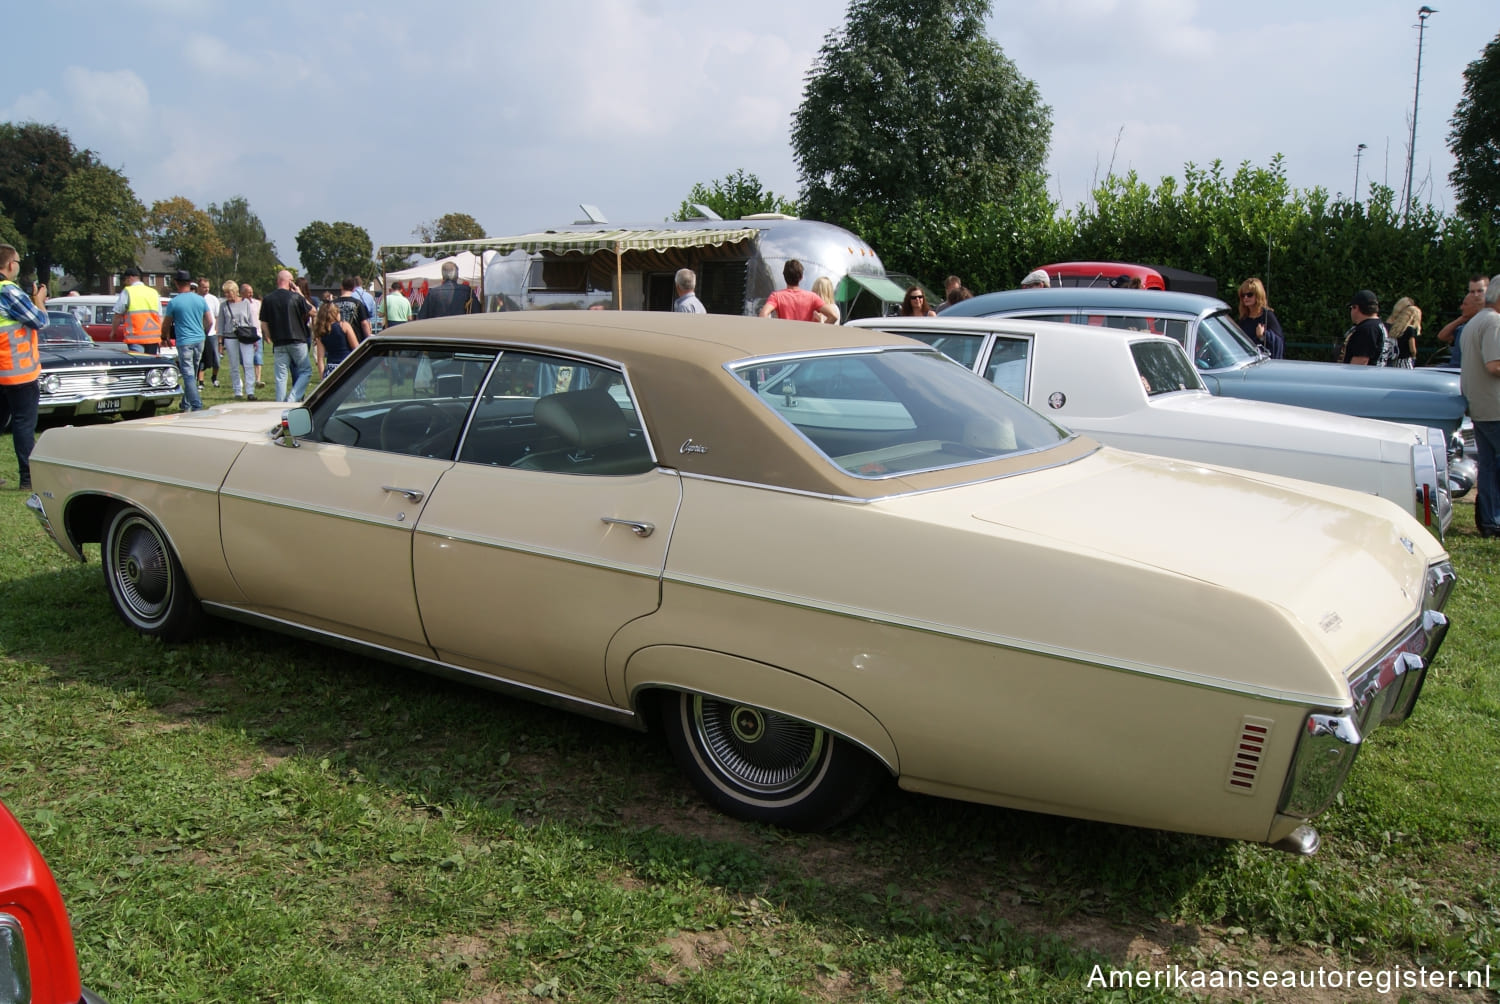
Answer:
[{"left": 0, "top": 800, "right": 105, "bottom": 1003}]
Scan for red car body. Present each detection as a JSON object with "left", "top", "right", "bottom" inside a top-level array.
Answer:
[
  {"left": 1036, "top": 262, "right": 1218, "bottom": 296},
  {"left": 0, "top": 802, "right": 102, "bottom": 1004}
]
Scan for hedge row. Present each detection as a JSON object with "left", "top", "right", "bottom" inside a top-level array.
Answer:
[{"left": 849, "top": 159, "right": 1500, "bottom": 361}]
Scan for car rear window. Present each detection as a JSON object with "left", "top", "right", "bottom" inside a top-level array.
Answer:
[
  {"left": 730, "top": 348, "right": 1070, "bottom": 479},
  {"left": 1131, "top": 341, "right": 1204, "bottom": 396}
]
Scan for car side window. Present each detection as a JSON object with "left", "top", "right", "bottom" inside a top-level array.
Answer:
[
  {"left": 308, "top": 345, "right": 497, "bottom": 458},
  {"left": 983, "top": 337, "right": 1031, "bottom": 401},
  {"left": 902, "top": 331, "right": 987, "bottom": 370},
  {"left": 459, "top": 350, "right": 654, "bottom": 476},
  {"left": 1157, "top": 318, "right": 1189, "bottom": 347}
]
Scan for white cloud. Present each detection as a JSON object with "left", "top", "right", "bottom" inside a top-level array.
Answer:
[{"left": 17, "top": 0, "right": 1485, "bottom": 272}]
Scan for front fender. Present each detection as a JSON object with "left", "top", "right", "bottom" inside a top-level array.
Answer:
[{"left": 624, "top": 645, "right": 899, "bottom": 775}]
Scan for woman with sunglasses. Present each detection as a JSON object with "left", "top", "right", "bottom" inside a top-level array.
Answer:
[
  {"left": 1234, "top": 278, "right": 1284, "bottom": 358},
  {"left": 899, "top": 286, "right": 937, "bottom": 317}
]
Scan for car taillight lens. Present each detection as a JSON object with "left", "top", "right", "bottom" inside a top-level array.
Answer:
[{"left": 0, "top": 913, "right": 32, "bottom": 1003}]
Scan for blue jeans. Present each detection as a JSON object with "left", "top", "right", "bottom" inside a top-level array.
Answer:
[
  {"left": 176, "top": 342, "right": 204, "bottom": 410},
  {"left": 273, "top": 342, "right": 312, "bottom": 402},
  {"left": 0, "top": 380, "right": 40, "bottom": 485},
  {"left": 1473, "top": 420, "right": 1500, "bottom": 534}
]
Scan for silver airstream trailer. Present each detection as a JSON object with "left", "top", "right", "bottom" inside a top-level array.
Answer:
[{"left": 381, "top": 215, "right": 908, "bottom": 321}]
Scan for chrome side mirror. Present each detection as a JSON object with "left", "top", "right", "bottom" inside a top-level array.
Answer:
[{"left": 272, "top": 408, "right": 313, "bottom": 448}]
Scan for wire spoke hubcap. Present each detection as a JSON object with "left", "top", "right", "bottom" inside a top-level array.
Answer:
[
  {"left": 111, "top": 517, "right": 171, "bottom": 619},
  {"left": 691, "top": 696, "right": 826, "bottom": 794}
]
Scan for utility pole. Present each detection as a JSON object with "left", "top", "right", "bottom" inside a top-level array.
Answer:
[
  {"left": 1403, "top": 6, "right": 1436, "bottom": 221},
  {"left": 1354, "top": 143, "right": 1368, "bottom": 202}
]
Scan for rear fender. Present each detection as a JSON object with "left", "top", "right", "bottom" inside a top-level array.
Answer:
[{"left": 625, "top": 645, "right": 898, "bottom": 774}]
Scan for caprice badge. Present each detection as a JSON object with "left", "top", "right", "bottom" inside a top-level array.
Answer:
[{"left": 679, "top": 439, "right": 708, "bottom": 455}]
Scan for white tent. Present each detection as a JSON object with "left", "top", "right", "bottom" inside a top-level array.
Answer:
[{"left": 385, "top": 250, "right": 493, "bottom": 285}]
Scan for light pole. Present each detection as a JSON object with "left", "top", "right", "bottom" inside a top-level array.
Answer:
[
  {"left": 1354, "top": 143, "right": 1368, "bottom": 202},
  {"left": 1403, "top": 5, "right": 1436, "bottom": 221}
]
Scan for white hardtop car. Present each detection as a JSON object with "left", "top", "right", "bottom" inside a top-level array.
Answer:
[{"left": 855, "top": 316, "right": 1451, "bottom": 537}]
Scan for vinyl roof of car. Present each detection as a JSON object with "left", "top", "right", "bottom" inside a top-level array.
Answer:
[
  {"left": 360, "top": 311, "right": 1096, "bottom": 498},
  {"left": 938, "top": 287, "right": 1231, "bottom": 317}
]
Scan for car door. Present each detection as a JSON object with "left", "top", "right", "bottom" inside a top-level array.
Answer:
[
  {"left": 410, "top": 349, "right": 680, "bottom": 707},
  {"left": 219, "top": 344, "right": 495, "bottom": 658}
]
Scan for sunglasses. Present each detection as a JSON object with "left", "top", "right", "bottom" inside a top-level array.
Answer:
[
  {"left": 907, "top": 294, "right": 924, "bottom": 301},
  {"left": 1240, "top": 292, "right": 1257, "bottom": 299}
]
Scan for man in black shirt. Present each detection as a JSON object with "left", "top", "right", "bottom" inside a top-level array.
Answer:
[
  {"left": 417, "top": 261, "right": 479, "bottom": 318},
  {"left": 1338, "top": 289, "right": 1388, "bottom": 365},
  {"left": 259, "top": 270, "right": 314, "bottom": 401},
  {"left": 335, "top": 276, "right": 373, "bottom": 342}
]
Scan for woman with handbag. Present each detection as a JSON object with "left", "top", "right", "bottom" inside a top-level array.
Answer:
[{"left": 218, "top": 280, "right": 261, "bottom": 400}]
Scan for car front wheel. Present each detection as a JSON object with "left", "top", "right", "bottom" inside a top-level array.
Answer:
[
  {"left": 661, "top": 691, "right": 883, "bottom": 831},
  {"left": 102, "top": 505, "right": 202, "bottom": 640}
]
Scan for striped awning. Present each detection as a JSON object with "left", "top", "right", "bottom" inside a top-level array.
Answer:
[{"left": 379, "top": 228, "right": 759, "bottom": 259}]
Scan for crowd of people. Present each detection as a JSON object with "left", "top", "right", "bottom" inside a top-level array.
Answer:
[{"left": 5, "top": 242, "right": 1500, "bottom": 540}]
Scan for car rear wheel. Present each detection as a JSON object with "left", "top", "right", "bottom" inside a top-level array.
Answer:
[
  {"left": 661, "top": 691, "right": 883, "bottom": 831},
  {"left": 102, "top": 505, "right": 203, "bottom": 640}
]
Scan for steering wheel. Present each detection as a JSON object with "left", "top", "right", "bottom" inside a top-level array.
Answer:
[{"left": 379, "top": 402, "right": 455, "bottom": 454}]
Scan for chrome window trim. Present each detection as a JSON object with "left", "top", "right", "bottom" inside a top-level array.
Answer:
[
  {"left": 674, "top": 440, "right": 1099, "bottom": 503},
  {"left": 309, "top": 340, "right": 661, "bottom": 468}
]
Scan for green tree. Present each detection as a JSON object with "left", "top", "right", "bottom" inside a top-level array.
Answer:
[
  {"left": 791, "top": 0, "right": 1050, "bottom": 224},
  {"left": 1448, "top": 30, "right": 1500, "bottom": 229},
  {"left": 208, "top": 196, "right": 280, "bottom": 292},
  {"left": 296, "top": 220, "right": 374, "bottom": 286},
  {"left": 46, "top": 164, "right": 143, "bottom": 293},
  {"left": 413, "top": 212, "right": 486, "bottom": 244},
  {"left": 672, "top": 170, "right": 798, "bottom": 221},
  {"left": 147, "top": 196, "right": 227, "bottom": 281},
  {"left": 0, "top": 121, "right": 97, "bottom": 281},
  {"left": 0, "top": 206, "right": 23, "bottom": 258}
]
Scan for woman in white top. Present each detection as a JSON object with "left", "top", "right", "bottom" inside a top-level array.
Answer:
[{"left": 217, "top": 281, "right": 261, "bottom": 399}]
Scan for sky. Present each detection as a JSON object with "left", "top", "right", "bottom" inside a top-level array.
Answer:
[{"left": 11, "top": 0, "right": 1497, "bottom": 275}]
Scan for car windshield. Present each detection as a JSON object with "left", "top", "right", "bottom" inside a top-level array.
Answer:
[
  {"left": 1194, "top": 311, "right": 1262, "bottom": 370},
  {"left": 730, "top": 348, "right": 1070, "bottom": 478},
  {"left": 1132, "top": 340, "right": 1204, "bottom": 396},
  {"left": 41, "top": 312, "right": 91, "bottom": 345}
]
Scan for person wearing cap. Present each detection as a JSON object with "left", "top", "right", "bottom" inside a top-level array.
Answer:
[
  {"left": 162, "top": 270, "right": 212, "bottom": 411},
  {"left": 1020, "top": 268, "right": 1050, "bottom": 290},
  {"left": 112, "top": 265, "right": 163, "bottom": 352},
  {"left": 1337, "top": 290, "right": 1389, "bottom": 365}
]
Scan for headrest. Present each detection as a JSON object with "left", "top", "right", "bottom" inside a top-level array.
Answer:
[{"left": 532, "top": 390, "right": 628, "bottom": 451}]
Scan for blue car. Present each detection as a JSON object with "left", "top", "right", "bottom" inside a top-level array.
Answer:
[{"left": 940, "top": 287, "right": 1468, "bottom": 435}]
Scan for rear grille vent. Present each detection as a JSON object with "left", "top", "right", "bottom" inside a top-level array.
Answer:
[{"left": 1226, "top": 716, "right": 1274, "bottom": 795}]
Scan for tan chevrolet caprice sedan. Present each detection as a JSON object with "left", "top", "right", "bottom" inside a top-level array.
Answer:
[{"left": 26, "top": 312, "right": 1455, "bottom": 852}]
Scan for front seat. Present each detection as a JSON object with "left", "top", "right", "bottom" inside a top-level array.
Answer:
[{"left": 511, "top": 390, "right": 652, "bottom": 475}]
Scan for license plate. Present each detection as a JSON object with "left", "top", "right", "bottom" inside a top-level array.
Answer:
[{"left": 93, "top": 398, "right": 121, "bottom": 415}]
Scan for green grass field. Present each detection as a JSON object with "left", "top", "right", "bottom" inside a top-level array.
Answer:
[{"left": 2, "top": 385, "right": 1497, "bottom": 1002}]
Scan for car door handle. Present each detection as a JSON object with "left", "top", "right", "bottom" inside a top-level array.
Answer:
[
  {"left": 601, "top": 517, "right": 654, "bottom": 538},
  {"left": 382, "top": 485, "right": 425, "bottom": 503}
]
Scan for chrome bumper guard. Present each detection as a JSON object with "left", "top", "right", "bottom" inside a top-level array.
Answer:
[
  {"left": 24, "top": 492, "right": 56, "bottom": 544},
  {"left": 1280, "top": 562, "right": 1453, "bottom": 819}
]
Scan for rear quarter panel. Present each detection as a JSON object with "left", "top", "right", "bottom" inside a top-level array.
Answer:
[{"left": 614, "top": 473, "right": 1335, "bottom": 842}]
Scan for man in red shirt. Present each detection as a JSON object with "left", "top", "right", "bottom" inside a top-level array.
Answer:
[{"left": 759, "top": 259, "right": 838, "bottom": 322}]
